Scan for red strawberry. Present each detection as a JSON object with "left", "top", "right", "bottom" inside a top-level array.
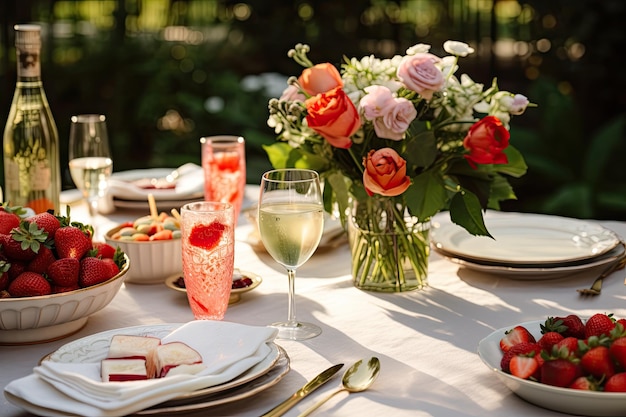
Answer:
[
  {"left": 52, "top": 284, "right": 80, "bottom": 294},
  {"left": 27, "top": 246, "right": 56, "bottom": 274},
  {"left": 499, "top": 325, "right": 536, "bottom": 352},
  {"left": 555, "top": 337, "right": 580, "bottom": 358},
  {"left": 0, "top": 210, "right": 20, "bottom": 234},
  {"left": 500, "top": 342, "right": 541, "bottom": 373},
  {"left": 188, "top": 221, "right": 226, "bottom": 251},
  {"left": 27, "top": 212, "right": 60, "bottom": 239},
  {"left": 0, "top": 261, "right": 11, "bottom": 291},
  {"left": 7, "top": 271, "right": 51, "bottom": 297},
  {"left": 101, "top": 258, "right": 120, "bottom": 277},
  {"left": 47, "top": 257, "right": 80, "bottom": 287},
  {"left": 79, "top": 257, "right": 115, "bottom": 287},
  {"left": 92, "top": 242, "right": 116, "bottom": 259},
  {"left": 585, "top": 313, "right": 615, "bottom": 338},
  {"left": 7, "top": 260, "right": 26, "bottom": 280},
  {"left": 509, "top": 355, "right": 539, "bottom": 380},
  {"left": 540, "top": 358, "right": 582, "bottom": 387},
  {"left": 581, "top": 346, "right": 616, "bottom": 379},
  {"left": 538, "top": 331, "right": 564, "bottom": 351},
  {"left": 542, "top": 314, "right": 586, "bottom": 339},
  {"left": 55, "top": 226, "right": 92, "bottom": 260},
  {"left": 569, "top": 375, "right": 600, "bottom": 391},
  {"left": 609, "top": 337, "right": 626, "bottom": 369},
  {"left": 2, "top": 221, "right": 48, "bottom": 261},
  {"left": 605, "top": 372, "right": 626, "bottom": 392}
]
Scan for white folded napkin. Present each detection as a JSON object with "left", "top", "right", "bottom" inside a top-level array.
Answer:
[
  {"left": 5, "top": 321, "right": 278, "bottom": 416},
  {"left": 107, "top": 163, "right": 204, "bottom": 200}
]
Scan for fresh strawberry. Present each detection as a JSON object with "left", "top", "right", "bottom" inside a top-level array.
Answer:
[
  {"left": 605, "top": 372, "right": 626, "bottom": 392},
  {"left": 101, "top": 258, "right": 120, "bottom": 277},
  {"left": 555, "top": 337, "right": 581, "bottom": 358},
  {"left": 501, "top": 342, "right": 541, "bottom": 373},
  {"left": 543, "top": 314, "right": 586, "bottom": 339},
  {"left": 27, "top": 211, "right": 60, "bottom": 240},
  {"left": 581, "top": 346, "right": 616, "bottom": 379},
  {"left": 509, "top": 355, "right": 539, "bottom": 380},
  {"left": 92, "top": 242, "right": 116, "bottom": 259},
  {"left": 609, "top": 337, "right": 626, "bottom": 369},
  {"left": 0, "top": 260, "right": 11, "bottom": 291},
  {"left": 47, "top": 257, "right": 80, "bottom": 287},
  {"left": 538, "top": 331, "right": 564, "bottom": 351},
  {"left": 7, "top": 271, "right": 51, "bottom": 297},
  {"left": 585, "top": 313, "right": 615, "bottom": 338},
  {"left": 27, "top": 246, "right": 56, "bottom": 274},
  {"left": 79, "top": 257, "right": 115, "bottom": 287},
  {"left": 2, "top": 221, "right": 48, "bottom": 260},
  {"left": 188, "top": 221, "right": 226, "bottom": 251},
  {"left": 0, "top": 210, "right": 20, "bottom": 234},
  {"left": 569, "top": 375, "right": 600, "bottom": 391},
  {"left": 52, "top": 284, "right": 80, "bottom": 293},
  {"left": 55, "top": 226, "right": 92, "bottom": 259},
  {"left": 499, "top": 325, "right": 536, "bottom": 352},
  {"left": 7, "top": 260, "right": 26, "bottom": 280},
  {"left": 540, "top": 358, "right": 582, "bottom": 387}
]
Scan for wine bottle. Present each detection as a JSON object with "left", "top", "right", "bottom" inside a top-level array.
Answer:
[{"left": 3, "top": 24, "right": 60, "bottom": 214}]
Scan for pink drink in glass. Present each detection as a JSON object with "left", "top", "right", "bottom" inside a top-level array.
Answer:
[
  {"left": 180, "top": 201, "right": 235, "bottom": 320},
  {"left": 201, "top": 136, "right": 246, "bottom": 223}
]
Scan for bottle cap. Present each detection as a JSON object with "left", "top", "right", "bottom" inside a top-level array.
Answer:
[{"left": 14, "top": 24, "right": 42, "bottom": 49}]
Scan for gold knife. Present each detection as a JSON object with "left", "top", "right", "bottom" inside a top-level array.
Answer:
[{"left": 260, "top": 363, "right": 344, "bottom": 417}]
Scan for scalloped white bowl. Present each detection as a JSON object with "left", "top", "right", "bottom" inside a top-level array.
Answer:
[
  {"left": 0, "top": 254, "right": 129, "bottom": 345},
  {"left": 105, "top": 225, "right": 182, "bottom": 284}
]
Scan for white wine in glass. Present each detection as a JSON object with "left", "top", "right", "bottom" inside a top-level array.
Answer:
[
  {"left": 258, "top": 169, "right": 324, "bottom": 340},
  {"left": 68, "top": 114, "right": 112, "bottom": 231}
]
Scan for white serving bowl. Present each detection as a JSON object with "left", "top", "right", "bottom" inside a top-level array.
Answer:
[
  {"left": 105, "top": 225, "right": 182, "bottom": 284},
  {"left": 0, "top": 254, "right": 129, "bottom": 345},
  {"left": 478, "top": 320, "right": 626, "bottom": 416}
]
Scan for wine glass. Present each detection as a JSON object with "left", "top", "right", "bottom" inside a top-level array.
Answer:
[
  {"left": 68, "top": 114, "right": 112, "bottom": 233},
  {"left": 258, "top": 169, "right": 324, "bottom": 340}
]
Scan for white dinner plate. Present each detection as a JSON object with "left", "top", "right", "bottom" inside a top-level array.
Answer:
[
  {"left": 108, "top": 166, "right": 204, "bottom": 202},
  {"left": 435, "top": 240, "right": 625, "bottom": 280},
  {"left": 164, "top": 270, "right": 263, "bottom": 304},
  {"left": 431, "top": 212, "right": 620, "bottom": 266},
  {"left": 43, "top": 324, "right": 282, "bottom": 403},
  {"left": 478, "top": 320, "right": 626, "bottom": 416}
]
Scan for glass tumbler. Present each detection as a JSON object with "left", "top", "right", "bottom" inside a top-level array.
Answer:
[{"left": 180, "top": 201, "right": 235, "bottom": 320}]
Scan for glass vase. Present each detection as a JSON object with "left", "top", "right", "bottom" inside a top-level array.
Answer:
[{"left": 347, "top": 196, "right": 430, "bottom": 292}]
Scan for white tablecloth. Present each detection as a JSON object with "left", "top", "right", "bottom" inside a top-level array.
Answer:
[{"left": 2, "top": 193, "right": 626, "bottom": 416}]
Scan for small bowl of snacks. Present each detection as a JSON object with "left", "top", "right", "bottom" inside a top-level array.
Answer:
[
  {"left": 105, "top": 212, "right": 182, "bottom": 284},
  {"left": 0, "top": 207, "right": 130, "bottom": 344},
  {"left": 165, "top": 269, "right": 262, "bottom": 304}
]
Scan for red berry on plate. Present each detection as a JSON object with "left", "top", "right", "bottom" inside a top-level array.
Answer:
[
  {"left": 605, "top": 372, "right": 626, "bottom": 392},
  {"left": 8, "top": 271, "right": 52, "bottom": 297},
  {"left": 499, "top": 325, "right": 536, "bottom": 352},
  {"left": 509, "top": 355, "right": 539, "bottom": 380},
  {"left": 584, "top": 313, "right": 615, "bottom": 338}
]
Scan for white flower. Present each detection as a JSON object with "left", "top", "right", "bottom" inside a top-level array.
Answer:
[
  {"left": 406, "top": 43, "right": 431, "bottom": 55},
  {"left": 443, "top": 41, "right": 475, "bottom": 57}
]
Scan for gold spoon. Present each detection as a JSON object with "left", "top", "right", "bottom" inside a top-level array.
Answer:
[{"left": 297, "top": 357, "right": 380, "bottom": 417}]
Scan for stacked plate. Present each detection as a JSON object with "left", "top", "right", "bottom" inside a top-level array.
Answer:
[
  {"left": 107, "top": 165, "right": 204, "bottom": 211},
  {"left": 5, "top": 323, "right": 290, "bottom": 415},
  {"left": 431, "top": 211, "right": 623, "bottom": 280}
]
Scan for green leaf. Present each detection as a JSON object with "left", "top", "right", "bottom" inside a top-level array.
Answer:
[
  {"left": 497, "top": 145, "right": 528, "bottom": 178},
  {"left": 449, "top": 191, "right": 491, "bottom": 237},
  {"left": 405, "top": 172, "right": 447, "bottom": 220},
  {"left": 404, "top": 130, "right": 437, "bottom": 169},
  {"left": 262, "top": 143, "right": 327, "bottom": 170}
]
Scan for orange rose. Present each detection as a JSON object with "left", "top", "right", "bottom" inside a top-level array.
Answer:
[
  {"left": 305, "top": 87, "right": 360, "bottom": 149},
  {"left": 298, "top": 63, "right": 343, "bottom": 96},
  {"left": 362, "top": 148, "right": 411, "bottom": 197},
  {"left": 463, "top": 116, "right": 510, "bottom": 168}
]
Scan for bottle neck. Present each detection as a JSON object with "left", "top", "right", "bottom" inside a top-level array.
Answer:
[{"left": 16, "top": 48, "right": 42, "bottom": 80}]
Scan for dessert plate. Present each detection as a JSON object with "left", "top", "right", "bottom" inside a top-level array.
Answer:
[
  {"left": 478, "top": 320, "right": 626, "bottom": 416},
  {"left": 165, "top": 270, "right": 262, "bottom": 304},
  {"left": 431, "top": 212, "right": 620, "bottom": 266}
]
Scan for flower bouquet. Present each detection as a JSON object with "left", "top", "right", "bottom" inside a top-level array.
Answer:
[{"left": 266, "top": 42, "right": 531, "bottom": 292}]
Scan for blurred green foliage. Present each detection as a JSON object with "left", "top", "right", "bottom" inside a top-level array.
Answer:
[{"left": 0, "top": 0, "right": 624, "bottom": 220}]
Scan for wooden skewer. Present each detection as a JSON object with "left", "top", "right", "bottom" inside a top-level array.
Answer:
[
  {"left": 148, "top": 193, "right": 158, "bottom": 219},
  {"left": 171, "top": 208, "right": 181, "bottom": 221}
]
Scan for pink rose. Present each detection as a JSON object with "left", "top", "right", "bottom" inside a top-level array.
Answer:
[
  {"left": 373, "top": 98, "right": 417, "bottom": 140},
  {"left": 298, "top": 63, "right": 343, "bottom": 96},
  {"left": 397, "top": 53, "right": 444, "bottom": 100},
  {"left": 305, "top": 87, "right": 361, "bottom": 149},
  {"left": 359, "top": 86, "right": 395, "bottom": 120},
  {"left": 280, "top": 84, "right": 306, "bottom": 102},
  {"left": 362, "top": 148, "right": 411, "bottom": 197}
]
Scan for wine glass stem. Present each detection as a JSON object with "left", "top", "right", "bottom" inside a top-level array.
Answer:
[{"left": 286, "top": 268, "right": 298, "bottom": 326}]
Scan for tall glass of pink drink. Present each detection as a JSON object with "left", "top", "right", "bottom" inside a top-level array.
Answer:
[
  {"left": 200, "top": 136, "right": 246, "bottom": 224},
  {"left": 180, "top": 201, "right": 235, "bottom": 320}
]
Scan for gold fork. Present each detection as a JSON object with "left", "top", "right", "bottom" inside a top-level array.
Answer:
[{"left": 577, "top": 249, "right": 626, "bottom": 296}]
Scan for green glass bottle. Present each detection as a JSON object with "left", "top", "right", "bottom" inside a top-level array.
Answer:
[{"left": 3, "top": 24, "right": 60, "bottom": 214}]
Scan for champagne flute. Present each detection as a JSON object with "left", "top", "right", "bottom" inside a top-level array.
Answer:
[
  {"left": 258, "top": 169, "right": 324, "bottom": 340},
  {"left": 68, "top": 114, "right": 112, "bottom": 235}
]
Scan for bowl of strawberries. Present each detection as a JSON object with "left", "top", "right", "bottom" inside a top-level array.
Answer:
[
  {"left": 0, "top": 205, "right": 129, "bottom": 345},
  {"left": 478, "top": 313, "right": 626, "bottom": 416}
]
